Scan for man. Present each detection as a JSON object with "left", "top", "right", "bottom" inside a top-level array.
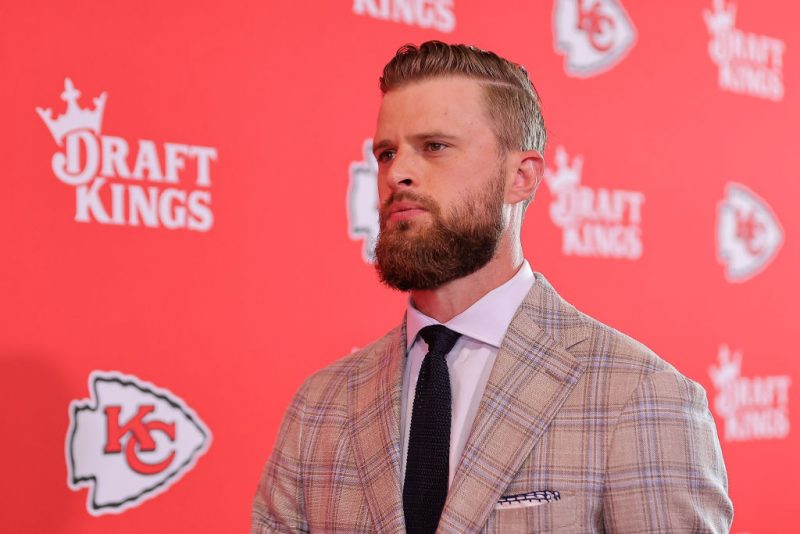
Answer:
[{"left": 252, "top": 41, "right": 733, "bottom": 533}]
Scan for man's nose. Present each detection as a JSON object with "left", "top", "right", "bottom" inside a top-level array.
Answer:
[{"left": 386, "top": 149, "right": 418, "bottom": 190}]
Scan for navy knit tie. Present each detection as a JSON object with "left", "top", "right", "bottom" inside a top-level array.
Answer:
[{"left": 403, "top": 324, "right": 462, "bottom": 534}]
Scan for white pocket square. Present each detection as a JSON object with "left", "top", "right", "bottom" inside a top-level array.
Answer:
[{"left": 495, "top": 490, "right": 561, "bottom": 510}]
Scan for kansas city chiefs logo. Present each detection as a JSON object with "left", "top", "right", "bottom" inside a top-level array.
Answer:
[
  {"left": 347, "top": 138, "right": 380, "bottom": 263},
  {"left": 717, "top": 182, "right": 783, "bottom": 283},
  {"left": 66, "top": 371, "right": 211, "bottom": 515},
  {"left": 553, "top": 0, "right": 637, "bottom": 77}
]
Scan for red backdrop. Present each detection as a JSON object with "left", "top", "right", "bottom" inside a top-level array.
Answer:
[{"left": 1, "top": 1, "right": 796, "bottom": 532}]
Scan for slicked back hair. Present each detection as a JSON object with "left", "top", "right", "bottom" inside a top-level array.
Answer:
[{"left": 379, "top": 41, "right": 547, "bottom": 157}]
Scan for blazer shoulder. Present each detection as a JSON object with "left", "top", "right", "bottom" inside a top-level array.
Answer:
[
  {"left": 527, "top": 273, "right": 671, "bottom": 375},
  {"left": 568, "top": 308, "right": 716, "bottom": 409},
  {"left": 526, "top": 273, "right": 690, "bottom": 386},
  {"left": 297, "top": 325, "right": 403, "bottom": 406},
  {"left": 524, "top": 274, "right": 690, "bottom": 410},
  {"left": 577, "top": 311, "right": 673, "bottom": 371}
]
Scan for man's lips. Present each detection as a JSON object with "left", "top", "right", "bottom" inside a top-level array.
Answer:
[{"left": 387, "top": 201, "right": 429, "bottom": 221}]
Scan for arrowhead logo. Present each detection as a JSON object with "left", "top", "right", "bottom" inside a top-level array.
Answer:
[
  {"left": 66, "top": 371, "right": 212, "bottom": 515},
  {"left": 716, "top": 182, "right": 783, "bottom": 283},
  {"left": 553, "top": 0, "right": 637, "bottom": 78},
  {"left": 347, "top": 138, "right": 380, "bottom": 263}
]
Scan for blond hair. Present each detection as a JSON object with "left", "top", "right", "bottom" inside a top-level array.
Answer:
[{"left": 379, "top": 41, "right": 546, "bottom": 155}]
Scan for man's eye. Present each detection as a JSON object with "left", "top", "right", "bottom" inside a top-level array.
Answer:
[
  {"left": 376, "top": 150, "right": 395, "bottom": 163},
  {"left": 427, "top": 142, "right": 446, "bottom": 152}
]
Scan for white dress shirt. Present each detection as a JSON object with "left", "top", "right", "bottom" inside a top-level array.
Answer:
[{"left": 400, "top": 261, "right": 535, "bottom": 487}]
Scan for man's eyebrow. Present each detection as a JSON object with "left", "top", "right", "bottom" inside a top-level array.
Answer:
[
  {"left": 411, "top": 131, "right": 460, "bottom": 142},
  {"left": 373, "top": 139, "right": 393, "bottom": 152}
]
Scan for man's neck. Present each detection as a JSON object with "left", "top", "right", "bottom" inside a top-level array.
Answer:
[{"left": 409, "top": 235, "right": 524, "bottom": 323}]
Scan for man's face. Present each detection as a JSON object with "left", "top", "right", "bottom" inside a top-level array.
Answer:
[{"left": 372, "top": 77, "right": 509, "bottom": 291}]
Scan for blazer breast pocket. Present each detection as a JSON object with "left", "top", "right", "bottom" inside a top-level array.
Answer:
[{"left": 485, "top": 496, "right": 578, "bottom": 533}]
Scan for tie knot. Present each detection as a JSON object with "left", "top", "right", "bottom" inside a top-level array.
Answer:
[{"left": 418, "top": 324, "right": 461, "bottom": 356}]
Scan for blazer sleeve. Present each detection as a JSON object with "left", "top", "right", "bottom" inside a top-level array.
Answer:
[
  {"left": 251, "top": 382, "right": 310, "bottom": 534},
  {"left": 602, "top": 370, "right": 734, "bottom": 533}
]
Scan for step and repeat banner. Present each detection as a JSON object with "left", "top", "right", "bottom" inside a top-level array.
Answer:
[{"left": 1, "top": 1, "right": 796, "bottom": 532}]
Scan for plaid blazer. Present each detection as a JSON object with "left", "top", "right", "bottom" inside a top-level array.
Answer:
[{"left": 251, "top": 273, "right": 733, "bottom": 533}]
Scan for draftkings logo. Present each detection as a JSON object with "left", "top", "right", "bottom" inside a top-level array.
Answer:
[
  {"left": 348, "top": 138, "right": 380, "bottom": 263},
  {"left": 352, "top": 0, "right": 455, "bottom": 33},
  {"left": 544, "top": 146, "right": 645, "bottom": 260},
  {"left": 703, "top": 0, "right": 785, "bottom": 101},
  {"left": 36, "top": 78, "right": 217, "bottom": 231},
  {"left": 67, "top": 371, "right": 212, "bottom": 515},
  {"left": 709, "top": 344, "right": 791, "bottom": 442},
  {"left": 553, "top": 0, "right": 637, "bottom": 78},
  {"left": 716, "top": 182, "right": 783, "bottom": 283}
]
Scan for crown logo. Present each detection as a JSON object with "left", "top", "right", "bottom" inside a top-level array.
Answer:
[
  {"left": 36, "top": 78, "right": 107, "bottom": 146},
  {"left": 709, "top": 344, "right": 742, "bottom": 388},
  {"left": 544, "top": 145, "right": 583, "bottom": 192},
  {"left": 703, "top": 0, "right": 737, "bottom": 35}
]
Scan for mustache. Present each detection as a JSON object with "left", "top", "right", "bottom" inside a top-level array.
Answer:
[{"left": 380, "top": 191, "right": 439, "bottom": 215}]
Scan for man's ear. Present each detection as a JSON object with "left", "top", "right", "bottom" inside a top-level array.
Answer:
[{"left": 506, "top": 150, "right": 544, "bottom": 204}]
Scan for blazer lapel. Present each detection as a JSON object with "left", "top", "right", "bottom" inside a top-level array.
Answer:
[
  {"left": 438, "top": 276, "right": 588, "bottom": 533},
  {"left": 348, "top": 324, "right": 407, "bottom": 533}
]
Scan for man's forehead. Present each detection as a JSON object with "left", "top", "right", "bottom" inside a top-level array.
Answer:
[
  {"left": 374, "top": 77, "right": 491, "bottom": 138},
  {"left": 380, "top": 76, "right": 486, "bottom": 108}
]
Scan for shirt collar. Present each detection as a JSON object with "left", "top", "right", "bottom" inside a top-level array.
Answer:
[{"left": 405, "top": 260, "right": 535, "bottom": 350}]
